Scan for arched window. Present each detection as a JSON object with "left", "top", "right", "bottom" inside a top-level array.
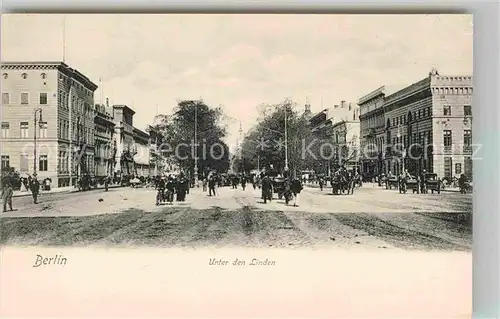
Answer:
[
  {"left": 2, "top": 73, "right": 8, "bottom": 79},
  {"left": 21, "top": 73, "right": 28, "bottom": 79},
  {"left": 41, "top": 73, "right": 47, "bottom": 79}
]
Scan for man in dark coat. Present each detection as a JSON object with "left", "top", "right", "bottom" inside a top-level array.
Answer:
[
  {"left": 318, "top": 176, "right": 324, "bottom": 191},
  {"left": 261, "top": 174, "right": 272, "bottom": 204},
  {"left": 165, "top": 177, "right": 176, "bottom": 203},
  {"left": 290, "top": 178, "right": 303, "bottom": 207},
  {"left": 30, "top": 177, "right": 40, "bottom": 204},
  {"left": 240, "top": 175, "right": 247, "bottom": 191},
  {"left": 2, "top": 182, "right": 14, "bottom": 212},
  {"left": 176, "top": 173, "right": 189, "bottom": 201},
  {"left": 208, "top": 174, "right": 217, "bottom": 196}
]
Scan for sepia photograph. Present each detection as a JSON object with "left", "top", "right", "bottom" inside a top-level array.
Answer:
[{"left": 0, "top": 13, "right": 474, "bottom": 318}]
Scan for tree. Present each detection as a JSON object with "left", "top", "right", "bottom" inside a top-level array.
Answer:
[
  {"left": 239, "top": 99, "right": 320, "bottom": 176},
  {"left": 151, "top": 100, "right": 230, "bottom": 176}
]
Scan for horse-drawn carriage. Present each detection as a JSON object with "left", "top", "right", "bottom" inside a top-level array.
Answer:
[
  {"left": 272, "top": 176, "right": 286, "bottom": 199},
  {"left": 77, "top": 175, "right": 97, "bottom": 191},
  {"left": 405, "top": 176, "right": 420, "bottom": 193},
  {"left": 330, "top": 173, "right": 356, "bottom": 195},
  {"left": 422, "top": 173, "right": 441, "bottom": 194},
  {"left": 385, "top": 176, "right": 399, "bottom": 190}
]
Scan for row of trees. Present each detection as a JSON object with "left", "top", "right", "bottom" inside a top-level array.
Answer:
[
  {"left": 151, "top": 100, "right": 230, "bottom": 177},
  {"left": 236, "top": 99, "right": 316, "bottom": 175},
  {"left": 236, "top": 99, "right": 359, "bottom": 176}
]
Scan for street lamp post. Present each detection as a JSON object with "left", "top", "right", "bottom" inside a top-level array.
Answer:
[
  {"left": 193, "top": 102, "right": 198, "bottom": 186},
  {"left": 33, "top": 108, "right": 43, "bottom": 178},
  {"left": 284, "top": 104, "right": 289, "bottom": 170}
]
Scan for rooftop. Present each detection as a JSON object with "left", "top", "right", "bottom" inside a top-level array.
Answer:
[{"left": 1, "top": 61, "right": 98, "bottom": 91}]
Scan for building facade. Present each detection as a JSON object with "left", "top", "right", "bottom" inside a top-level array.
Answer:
[
  {"left": 330, "top": 102, "right": 360, "bottom": 171},
  {"left": 133, "top": 127, "right": 150, "bottom": 177},
  {"left": 112, "top": 105, "right": 136, "bottom": 178},
  {"left": 1, "top": 61, "right": 98, "bottom": 187},
  {"left": 358, "top": 69, "right": 473, "bottom": 179},
  {"left": 94, "top": 101, "right": 115, "bottom": 179},
  {"left": 308, "top": 101, "right": 360, "bottom": 173},
  {"left": 358, "top": 87, "right": 390, "bottom": 179}
]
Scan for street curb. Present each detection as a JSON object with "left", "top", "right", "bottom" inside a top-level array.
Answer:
[{"left": 9, "top": 185, "right": 123, "bottom": 198}]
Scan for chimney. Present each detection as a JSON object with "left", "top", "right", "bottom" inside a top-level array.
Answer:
[
  {"left": 348, "top": 103, "right": 352, "bottom": 111},
  {"left": 334, "top": 104, "right": 339, "bottom": 109},
  {"left": 106, "top": 97, "right": 109, "bottom": 108},
  {"left": 341, "top": 100, "right": 346, "bottom": 108}
]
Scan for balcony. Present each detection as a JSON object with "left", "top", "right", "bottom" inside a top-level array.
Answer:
[{"left": 463, "top": 145, "right": 473, "bottom": 153}]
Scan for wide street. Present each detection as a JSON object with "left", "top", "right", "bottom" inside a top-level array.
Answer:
[{"left": 0, "top": 185, "right": 472, "bottom": 250}]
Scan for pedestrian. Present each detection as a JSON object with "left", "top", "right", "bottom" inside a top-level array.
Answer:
[
  {"left": 261, "top": 174, "right": 272, "bottom": 204},
  {"left": 458, "top": 173, "right": 468, "bottom": 194},
  {"left": 208, "top": 174, "right": 217, "bottom": 196},
  {"left": 319, "top": 176, "right": 324, "bottom": 191},
  {"left": 291, "top": 177, "right": 303, "bottom": 207},
  {"left": 2, "top": 182, "right": 14, "bottom": 212},
  {"left": 30, "top": 177, "right": 40, "bottom": 204},
  {"left": 241, "top": 175, "right": 247, "bottom": 191},
  {"left": 166, "top": 177, "right": 175, "bottom": 203},
  {"left": 104, "top": 176, "right": 110, "bottom": 191}
]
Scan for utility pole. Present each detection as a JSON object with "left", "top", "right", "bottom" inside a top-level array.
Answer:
[
  {"left": 239, "top": 121, "right": 243, "bottom": 173},
  {"left": 284, "top": 102, "right": 289, "bottom": 171},
  {"left": 193, "top": 101, "right": 198, "bottom": 186}
]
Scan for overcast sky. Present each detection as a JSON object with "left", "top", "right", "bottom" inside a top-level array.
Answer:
[{"left": 1, "top": 14, "right": 472, "bottom": 149}]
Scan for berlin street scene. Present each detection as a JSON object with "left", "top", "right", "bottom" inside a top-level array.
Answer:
[{"left": 0, "top": 14, "right": 473, "bottom": 251}]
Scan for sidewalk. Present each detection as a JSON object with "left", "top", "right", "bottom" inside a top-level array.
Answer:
[{"left": 9, "top": 184, "right": 123, "bottom": 198}]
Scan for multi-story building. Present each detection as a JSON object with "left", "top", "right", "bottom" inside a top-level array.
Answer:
[
  {"left": 358, "top": 86, "right": 394, "bottom": 179},
  {"left": 358, "top": 68, "right": 473, "bottom": 179},
  {"left": 1, "top": 61, "right": 98, "bottom": 187},
  {"left": 112, "top": 104, "right": 136, "bottom": 178},
  {"left": 330, "top": 101, "right": 360, "bottom": 171},
  {"left": 94, "top": 100, "right": 115, "bottom": 180},
  {"left": 308, "top": 101, "right": 360, "bottom": 172},
  {"left": 133, "top": 127, "right": 150, "bottom": 177}
]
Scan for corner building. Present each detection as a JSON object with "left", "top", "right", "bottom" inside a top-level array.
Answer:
[
  {"left": 1, "top": 62, "right": 98, "bottom": 187},
  {"left": 358, "top": 69, "right": 473, "bottom": 180}
]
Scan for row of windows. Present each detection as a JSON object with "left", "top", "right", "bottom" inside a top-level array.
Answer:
[
  {"left": 59, "top": 73, "right": 94, "bottom": 98},
  {"left": 1, "top": 154, "right": 48, "bottom": 172},
  {"left": 443, "top": 130, "right": 472, "bottom": 149},
  {"left": 2, "top": 73, "right": 47, "bottom": 80},
  {"left": 432, "top": 87, "right": 473, "bottom": 95},
  {"left": 1, "top": 122, "right": 47, "bottom": 139},
  {"left": 385, "top": 129, "right": 472, "bottom": 149},
  {"left": 1, "top": 153, "right": 96, "bottom": 174},
  {"left": 443, "top": 104, "right": 472, "bottom": 116},
  {"left": 389, "top": 104, "right": 472, "bottom": 128},
  {"left": 2, "top": 92, "right": 48, "bottom": 105},
  {"left": 57, "top": 119, "right": 95, "bottom": 143}
]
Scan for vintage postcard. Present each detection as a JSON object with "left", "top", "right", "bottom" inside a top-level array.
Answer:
[{"left": 0, "top": 14, "right": 472, "bottom": 318}]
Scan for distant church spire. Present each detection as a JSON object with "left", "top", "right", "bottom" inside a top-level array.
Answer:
[{"left": 305, "top": 97, "right": 311, "bottom": 113}]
